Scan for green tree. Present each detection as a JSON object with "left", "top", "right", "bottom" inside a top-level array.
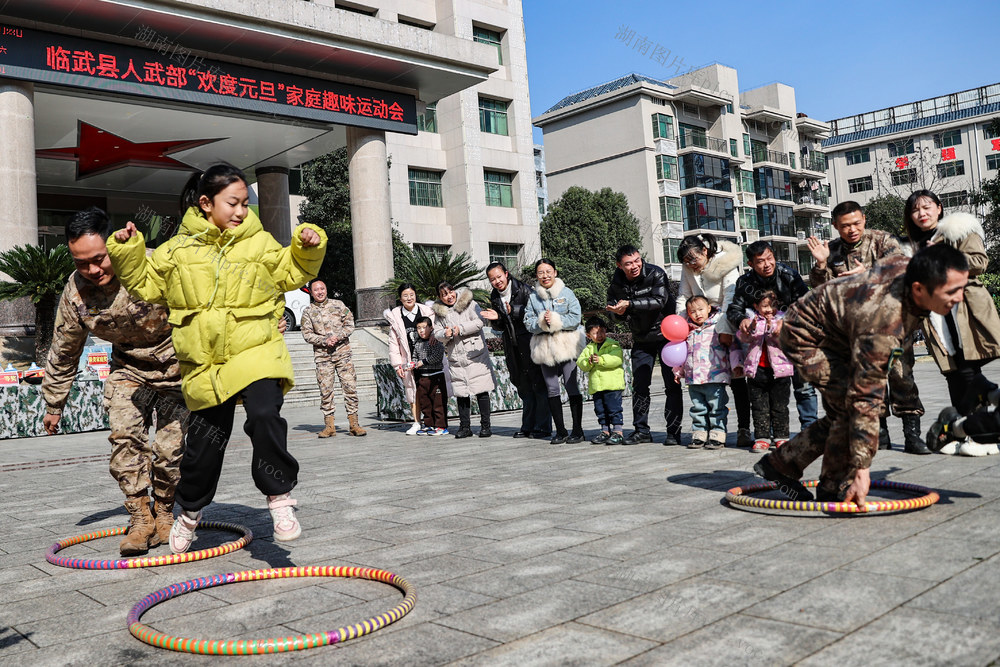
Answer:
[
  {"left": 382, "top": 248, "right": 489, "bottom": 305},
  {"left": 862, "top": 194, "right": 907, "bottom": 237},
  {"left": 0, "top": 244, "right": 75, "bottom": 364},
  {"left": 539, "top": 186, "right": 642, "bottom": 312},
  {"left": 298, "top": 149, "right": 409, "bottom": 310}
]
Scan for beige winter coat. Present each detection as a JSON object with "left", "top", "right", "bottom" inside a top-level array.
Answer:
[
  {"left": 676, "top": 240, "right": 743, "bottom": 335},
  {"left": 433, "top": 288, "right": 496, "bottom": 397},
  {"left": 919, "top": 212, "right": 1000, "bottom": 372}
]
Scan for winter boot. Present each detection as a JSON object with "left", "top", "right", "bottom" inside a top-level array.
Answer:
[
  {"left": 902, "top": 414, "right": 931, "bottom": 455},
  {"left": 152, "top": 494, "right": 176, "bottom": 545},
  {"left": 878, "top": 416, "right": 892, "bottom": 450},
  {"left": 548, "top": 396, "right": 568, "bottom": 444},
  {"left": 121, "top": 495, "right": 159, "bottom": 556},
  {"left": 477, "top": 393, "right": 492, "bottom": 437},
  {"left": 566, "top": 395, "right": 585, "bottom": 443},
  {"left": 318, "top": 415, "right": 336, "bottom": 438},
  {"left": 348, "top": 414, "right": 367, "bottom": 436}
]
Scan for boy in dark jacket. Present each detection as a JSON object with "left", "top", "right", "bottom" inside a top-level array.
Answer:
[{"left": 412, "top": 316, "right": 448, "bottom": 435}]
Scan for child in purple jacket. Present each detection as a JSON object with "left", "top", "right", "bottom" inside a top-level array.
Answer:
[
  {"left": 674, "top": 296, "right": 743, "bottom": 450},
  {"left": 737, "top": 290, "right": 794, "bottom": 452}
]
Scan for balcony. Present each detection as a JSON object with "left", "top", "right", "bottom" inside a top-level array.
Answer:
[
  {"left": 798, "top": 152, "right": 827, "bottom": 175},
  {"left": 678, "top": 132, "right": 729, "bottom": 155},
  {"left": 794, "top": 115, "right": 831, "bottom": 138},
  {"left": 751, "top": 147, "right": 790, "bottom": 166},
  {"left": 793, "top": 191, "right": 830, "bottom": 213},
  {"left": 744, "top": 105, "right": 794, "bottom": 124}
]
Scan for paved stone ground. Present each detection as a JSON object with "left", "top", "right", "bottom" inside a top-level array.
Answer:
[{"left": 2, "top": 354, "right": 1000, "bottom": 666}]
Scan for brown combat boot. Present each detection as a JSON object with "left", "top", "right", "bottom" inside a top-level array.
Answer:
[
  {"left": 318, "top": 415, "right": 336, "bottom": 438},
  {"left": 121, "top": 495, "right": 159, "bottom": 556},
  {"left": 152, "top": 494, "right": 175, "bottom": 545},
  {"left": 348, "top": 414, "right": 367, "bottom": 436}
]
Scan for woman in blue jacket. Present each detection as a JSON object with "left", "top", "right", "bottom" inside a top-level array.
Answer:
[{"left": 524, "top": 259, "right": 587, "bottom": 444}]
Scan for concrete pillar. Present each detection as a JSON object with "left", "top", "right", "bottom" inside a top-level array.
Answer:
[
  {"left": 0, "top": 79, "right": 38, "bottom": 335},
  {"left": 347, "top": 126, "right": 394, "bottom": 324},
  {"left": 256, "top": 166, "right": 292, "bottom": 246}
]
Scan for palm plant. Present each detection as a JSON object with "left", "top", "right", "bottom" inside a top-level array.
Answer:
[
  {"left": 0, "top": 244, "right": 75, "bottom": 364},
  {"left": 383, "top": 247, "right": 490, "bottom": 305}
]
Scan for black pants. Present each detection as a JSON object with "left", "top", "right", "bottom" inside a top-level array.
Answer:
[
  {"left": 730, "top": 376, "right": 751, "bottom": 430},
  {"left": 631, "top": 340, "right": 683, "bottom": 437},
  {"left": 747, "top": 366, "right": 791, "bottom": 440},
  {"left": 515, "top": 336, "right": 552, "bottom": 434},
  {"left": 457, "top": 392, "right": 491, "bottom": 429},
  {"left": 176, "top": 379, "right": 297, "bottom": 512}
]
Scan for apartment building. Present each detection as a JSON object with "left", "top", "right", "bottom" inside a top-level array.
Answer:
[
  {"left": 823, "top": 83, "right": 1000, "bottom": 215},
  {"left": 533, "top": 64, "right": 832, "bottom": 281}
]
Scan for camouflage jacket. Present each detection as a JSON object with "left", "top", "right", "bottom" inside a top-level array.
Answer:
[
  {"left": 809, "top": 229, "right": 903, "bottom": 287},
  {"left": 43, "top": 273, "right": 179, "bottom": 414},
  {"left": 301, "top": 298, "right": 355, "bottom": 359},
  {"left": 782, "top": 255, "right": 926, "bottom": 470}
]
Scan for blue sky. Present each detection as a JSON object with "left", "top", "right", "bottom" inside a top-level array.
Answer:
[{"left": 524, "top": 0, "right": 998, "bottom": 141}]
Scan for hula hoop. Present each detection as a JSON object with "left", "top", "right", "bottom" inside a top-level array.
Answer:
[
  {"left": 725, "top": 478, "right": 939, "bottom": 514},
  {"left": 46, "top": 520, "right": 252, "bottom": 569},
  {"left": 128, "top": 566, "right": 416, "bottom": 655}
]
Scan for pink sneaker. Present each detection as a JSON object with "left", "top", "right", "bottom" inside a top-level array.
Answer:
[
  {"left": 169, "top": 510, "right": 201, "bottom": 554},
  {"left": 751, "top": 439, "right": 771, "bottom": 452},
  {"left": 267, "top": 493, "right": 301, "bottom": 542}
]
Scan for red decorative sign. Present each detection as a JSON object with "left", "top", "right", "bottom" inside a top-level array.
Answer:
[
  {"left": 1, "top": 25, "right": 416, "bottom": 134},
  {"left": 940, "top": 147, "right": 956, "bottom": 161},
  {"left": 992, "top": 139, "right": 1000, "bottom": 152},
  {"left": 86, "top": 351, "right": 109, "bottom": 366},
  {"left": 0, "top": 370, "right": 18, "bottom": 386},
  {"left": 895, "top": 156, "right": 909, "bottom": 169}
]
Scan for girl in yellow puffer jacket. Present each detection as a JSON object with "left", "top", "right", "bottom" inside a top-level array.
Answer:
[{"left": 107, "top": 163, "right": 327, "bottom": 553}]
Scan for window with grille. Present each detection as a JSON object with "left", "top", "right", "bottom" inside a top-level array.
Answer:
[
  {"left": 936, "top": 160, "right": 965, "bottom": 178},
  {"left": 848, "top": 176, "right": 873, "bottom": 193},
  {"left": 845, "top": 148, "right": 870, "bottom": 165},
  {"left": 659, "top": 196, "right": 682, "bottom": 222},
  {"left": 933, "top": 129, "right": 962, "bottom": 149},
  {"left": 484, "top": 170, "right": 514, "bottom": 207},
  {"left": 891, "top": 168, "right": 917, "bottom": 186},
  {"left": 408, "top": 168, "right": 443, "bottom": 207},
  {"left": 489, "top": 243, "right": 521, "bottom": 267}
]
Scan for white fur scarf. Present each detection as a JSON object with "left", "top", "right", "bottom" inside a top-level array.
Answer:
[{"left": 529, "top": 278, "right": 585, "bottom": 365}]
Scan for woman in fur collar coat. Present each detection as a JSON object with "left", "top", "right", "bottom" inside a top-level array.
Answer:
[
  {"left": 433, "top": 282, "right": 495, "bottom": 439},
  {"left": 523, "top": 259, "right": 587, "bottom": 444},
  {"left": 675, "top": 233, "right": 752, "bottom": 447},
  {"left": 906, "top": 190, "right": 1000, "bottom": 427}
]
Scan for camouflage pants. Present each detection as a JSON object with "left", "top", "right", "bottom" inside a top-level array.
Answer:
[
  {"left": 316, "top": 345, "right": 358, "bottom": 417},
  {"left": 886, "top": 340, "right": 923, "bottom": 417},
  {"left": 773, "top": 340, "right": 880, "bottom": 498},
  {"left": 104, "top": 370, "right": 186, "bottom": 499}
]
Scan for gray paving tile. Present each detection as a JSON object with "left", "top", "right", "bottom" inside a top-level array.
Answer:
[
  {"left": 0, "top": 590, "right": 106, "bottom": 625},
  {"left": 456, "top": 528, "right": 601, "bottom": 563},
  {"left": 745, "top": 569, "right": 935, "bottom": 633},
  {"left": 577, "top": 576, "right": 772, "bottom": 643},
  {"left": 798, "top": 607, "right": 1000, "bottom": 667},
  {"left": 622, "top": 613, "right": 841, "bottom": 666},
  {"left": 704, "top": 541, "right": 861, "bottom": 590},
  {"left": 575, "top": 546, "right": 745, "bottom": 593},
  {"left": 448, "top": 621, "right": 657, "bottom": 666},
  {"left": 448, "top": 550, "right": 615, "bottom": 598},
  {"left": 906, "top": 552, "right": 1000, "bottom": 620},
  {"left": 436, "top": 579, "right": 640, "bottom": 643}
]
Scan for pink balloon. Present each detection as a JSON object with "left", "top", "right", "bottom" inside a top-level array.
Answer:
[
  {"left": 661, "top": 340, "right": 687, "bottom": 367},
  {"left": 660, "top": 314, "right": 689, "bottom": 342}
]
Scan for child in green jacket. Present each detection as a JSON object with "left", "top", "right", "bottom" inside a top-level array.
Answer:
[{"left": 577, "top": 317, "right": 625, "bottom": 445}]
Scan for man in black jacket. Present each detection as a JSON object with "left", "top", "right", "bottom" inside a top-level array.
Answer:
[
  {"left": 606, "top": 245, "right": 683, "bottom": 446},
  {"left": 482, "top": 262, "right": 551, "bottom": 438},
  {"left": 727, "top": 241, "right": 818, "bottom": 431}
]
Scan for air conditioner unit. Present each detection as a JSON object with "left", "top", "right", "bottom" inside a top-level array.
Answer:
[
  {"left": 796, "top": 231, "right": 806, "bottom": 240},
  {"left": 742, "top": 230, "right": 760, "bottom": 244}
]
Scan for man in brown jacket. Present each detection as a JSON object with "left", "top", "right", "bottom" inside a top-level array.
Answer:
[
  {"left": 755, "top": 245, "right": 969, "bottom": 507},
  {"left": 43, "top": 207, "right": 185, "bottom": 556},
  {"left": 807, "top": 200, "right": 929, "bottom": 454},
  {"left": 300, "top": 280, "right": 366, "bottom": 437}
]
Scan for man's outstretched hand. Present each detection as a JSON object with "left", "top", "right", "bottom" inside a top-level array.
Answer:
[{"left": 842, "top": 467, "right": 871, "bottom": 511}]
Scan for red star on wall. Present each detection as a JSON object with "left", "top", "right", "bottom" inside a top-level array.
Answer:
[{"left": 36, "top": 121, "right": 222, "bottom": 179}]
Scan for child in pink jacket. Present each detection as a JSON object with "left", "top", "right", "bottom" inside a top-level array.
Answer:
[
  {"left": 675, "top": 296, "right": 743, "bottom": 450},
  {"left": 737, "top": 289, "right": 794, "bottom": 451}
]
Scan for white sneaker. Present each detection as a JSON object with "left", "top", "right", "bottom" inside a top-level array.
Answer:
[
  {"left": 405, "top": 422, "right": 421, "bottom": 435},
  {"left": 985, "top": 443, "right": 1000, "bottom": 455},
  {"left": 958, "top": 440, "right": 992, "bottom": 457},
  {"left": 267, "top": 493, "right": 301, "bottom": 542},
  {"left": 938, "top": 441, "right": 959, "bottom": 455},
  {"left": 169, "top": 510, "right": 201, "bottom": 554}
]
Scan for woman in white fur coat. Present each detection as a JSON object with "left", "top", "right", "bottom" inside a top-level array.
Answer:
[
  {"left": 906, "top": 190, "right": 1000, "bottom": 452},
  {"left": 433, "top": 281, "right": 495, "bottom": 439},
  {"left": 675, "top": 233, "right": 752, "bottom": 447},
  {"left": 523, "top": 259, "right": 587, "bottom": 444},
  {"left": 384, "top": 283, "right": 438, "bottom": 435}
]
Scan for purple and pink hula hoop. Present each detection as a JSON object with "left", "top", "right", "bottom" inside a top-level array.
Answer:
[{"left": 725, "top": 478, "right": 939, "bottom": 514}]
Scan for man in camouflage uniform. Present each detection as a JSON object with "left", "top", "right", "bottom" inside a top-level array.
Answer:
[
  {"left": 754, "top": 246, "right": 969, "bottom": 506},
  {"left": 807, "top": 201, "right": 930, "bottom": 454},
  {"left": 301, "top": 279, "right": 366, "bottom": 437},
  {"left": 42, "top": 207, "right": 185, "bottom": 556}
]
